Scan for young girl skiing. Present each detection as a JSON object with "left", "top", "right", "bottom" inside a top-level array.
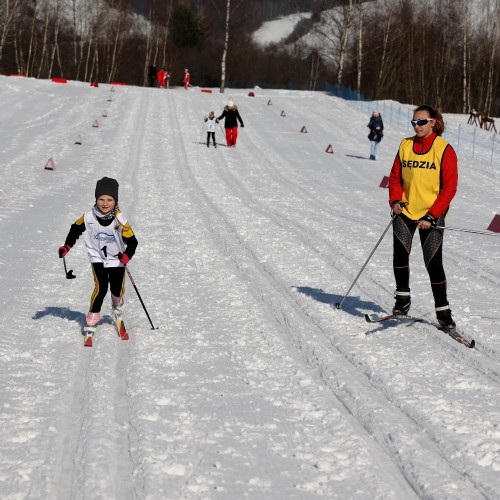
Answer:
[
  {"left": 58, "top": 177, "right": 138, "bottom": 347},
  {"left": 204, "top": 111, "right": 218, "bottom": 147}
]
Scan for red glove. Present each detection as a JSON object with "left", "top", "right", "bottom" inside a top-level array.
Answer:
[
  {"left": 119, "top": 252, "right": 129, "bottom": 265},
  {"left": 58, "top": 245, "right": 71, "bottom": 258}
]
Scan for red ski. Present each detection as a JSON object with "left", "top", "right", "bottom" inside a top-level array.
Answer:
[{"left": 116, "top": 318, "right": 129, "bottom": 340}]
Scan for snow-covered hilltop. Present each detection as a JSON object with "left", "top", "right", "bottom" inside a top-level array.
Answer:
[{"left": 0, "top": 76, "right": 499, "bottom": 498}]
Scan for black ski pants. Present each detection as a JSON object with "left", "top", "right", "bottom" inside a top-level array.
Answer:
[
  {"left": 89, "top": 263, "right": 126, "bottom": 313},
  {"left": 393, "top": 213, "right": 449, "bottom": 308},
  {"left": 206, "top": 131, "right": 216, "bottom": 146}
]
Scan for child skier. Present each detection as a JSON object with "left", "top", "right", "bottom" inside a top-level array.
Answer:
[
  {"left": 204, "top": 111, "right": 218, "bottom": 147},
  {"left": 58, "top": 177, "right": 138, "bottom": 347}
]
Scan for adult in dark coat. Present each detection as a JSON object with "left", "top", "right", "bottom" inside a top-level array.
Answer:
[
  {"left": 217, "top": 98, "right": 244, "bottom": 147},
  {"left": 367, "top": 110, "right": 384, "bottom": 160},
  {"left": 148, "top": 64, "right": 157, "bottom": 88}
]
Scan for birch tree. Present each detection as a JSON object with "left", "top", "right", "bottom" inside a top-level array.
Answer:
[
  {"left": 483, "top": 0, "right": 499, "bottom": 115},
  {"left": 0, "top": 0, "right": 23, "bottom": 66},
  {"left": 220, "top": 0, "right": 230, "bottom": 93},
  {"left": 313, "top": 0, "right": 356, "bottom": 86},
  {"left": 356, "top": 1, "right": 362, "bottom": 94}
]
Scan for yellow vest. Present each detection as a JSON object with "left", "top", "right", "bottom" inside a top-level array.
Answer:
[{"left": 398, "top": 135, "right": 449, "bottom": 219}]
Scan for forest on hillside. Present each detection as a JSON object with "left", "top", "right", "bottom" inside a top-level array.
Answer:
[{"left": 0, "top": 0, "right": 498, "bottom": 115}]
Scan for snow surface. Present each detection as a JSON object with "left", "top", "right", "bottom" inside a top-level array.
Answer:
[
  {"left": 1, "top": 76, "right": 500, "bottom": 499},
  {"left": 252, "top": 13, "right": 312, "bottom": 47}
]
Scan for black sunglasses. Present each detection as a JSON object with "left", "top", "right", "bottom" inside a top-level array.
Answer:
[{"left": 411, "top": 118, "right": 434, "bottom": 127}]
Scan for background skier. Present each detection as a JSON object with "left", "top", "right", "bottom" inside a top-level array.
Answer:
[
  {"left": 217, "top": 98, "right": 244, "bottom": 147},
  {"left": 204, "top": 111, "right": 218, "bottom": 147},
  {"left": 367, "top": 110, "right": 384, "bottom": 160},
  {"left": 183, "top": 68, "right": 190, "bottom": 89}
]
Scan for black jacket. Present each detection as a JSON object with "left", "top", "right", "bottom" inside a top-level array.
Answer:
[
  {"left": 367, "top": 116, "right": 384, "bottom": 142},
  {"left": 217, "top": 106, "right": 244, "bottom": 128}
]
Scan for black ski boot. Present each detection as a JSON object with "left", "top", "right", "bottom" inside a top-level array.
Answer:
[
  {"left": 436, "top": 307, "right": 456, "bottom": 332},
  {"left": 392, "top": 288, "right": 411, "bottom": 315}
]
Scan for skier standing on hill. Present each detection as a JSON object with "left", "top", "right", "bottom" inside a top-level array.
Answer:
[
  {"left": 204, "top": 111, "right": 218, "bottom": 147},
  {"left": 217, "top": 97, "right": 244, "bottom": 147},
  {"left": 58, "top": 177, "right": 138, "bottom": 346},
  {"left": 367, "top": 110, "right": 384, "bottom": 160},
  {"left": 389, "top": 105, "right": 458, "bottom": 331},
  {"left": 183, "top": 68, "right": 190, "bottom": 89}
]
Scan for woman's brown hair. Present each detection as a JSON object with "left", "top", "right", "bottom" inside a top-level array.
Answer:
[{"left": 414, "top": 105, "right": 445, "bottom": 136}]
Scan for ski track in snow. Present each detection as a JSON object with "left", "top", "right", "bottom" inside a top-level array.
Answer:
[{"left": 0, "top": 77, "right": 499, "bottom": 499}]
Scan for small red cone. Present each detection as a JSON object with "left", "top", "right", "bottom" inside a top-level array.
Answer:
[
  {"left": 300, "top": 126, "right": 307, "bottom": 133},
  {"left": 248, "top": 91, "right": 255, "bottom": 97},
  {"left": 325, "top": 144, "right": 334, "bottom": 153},
  {"left": 379, "top": 176, "right": 390, "bottom": 188},
  {"left": 487, "top": 214, "right": 500, "bottom": 233},
  {"left": 44, "top": 157, "right": 56, "bottom": 170}
]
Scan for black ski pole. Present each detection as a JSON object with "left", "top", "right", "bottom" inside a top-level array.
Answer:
[
  {"left": 123, "top": 264, "right": 157, "bottom": 330},
  {"left": 335, "top": 206, "right": 406, "bottom": 310},
  {"left": 436, "top": 225, "right": 500, "bottom": 237},
  {"left": 63, "top": 256, "right": 76, "bottom": 279}
]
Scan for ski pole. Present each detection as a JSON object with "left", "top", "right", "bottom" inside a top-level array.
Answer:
[
  {"left": 63, "top": 256, "right": 76, "bottom": 279},
  {"left": 436, "top": 226, "right": 500, "bottom": 237},
  {"left": 123, "top": 264, "right": 157, "bottom": 330},
  {"left": 335, "top": 208, "right": 404, "bottom": 310}
]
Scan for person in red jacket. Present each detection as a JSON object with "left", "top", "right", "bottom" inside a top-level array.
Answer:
[
  {"left": 157, "top": 69, "right": 166, "bottom": 88},
  {"left": 183, "top": 68, "right": 190, "bottom": 90},
  {"left": 388, "top": 105, "right": 458, "bottom": 330}
]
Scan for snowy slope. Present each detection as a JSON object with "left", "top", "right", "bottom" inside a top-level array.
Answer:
[{"left": 0, "top": 76, "right": 499, "bottom": 499}]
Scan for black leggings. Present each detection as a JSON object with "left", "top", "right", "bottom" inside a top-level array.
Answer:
[
  {"left": 89, "top": 263, "right": 126, "bottom": 313},
  {"left": 207, "top": 131, "right": 215, "bottom": 145},
  {"left": 393, "top": 213, "right": 448, "bottom": 308}
]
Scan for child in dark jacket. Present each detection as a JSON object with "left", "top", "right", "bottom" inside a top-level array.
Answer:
[{"left": 58, "top": 177, "right": 138, "bottom": 346}]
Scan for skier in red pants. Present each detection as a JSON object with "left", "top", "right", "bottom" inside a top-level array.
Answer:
[{"left": 217, "top": 98, "right": 244, "bottom": 147}]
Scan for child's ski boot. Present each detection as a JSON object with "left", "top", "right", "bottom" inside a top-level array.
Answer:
[
  {"left": 112, "top": 295, "right": 129, "bottom": 340},
  {"left": 83, "top": 312, "right": 100, "bottom": 347}
]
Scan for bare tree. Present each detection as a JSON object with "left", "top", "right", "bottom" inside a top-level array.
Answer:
[
  {"left": 220, "top": 0, "right": 230, "bottom": 93},
  {"left": 483, "top": 0, "right": 500, "bottom": 115},
  {"left": 0, "top": 0, "right": 22, "bottom": 66},
  {"left": 355, "top": 0, "right": 362, "bottom": 94},
  {"left": 313, "top": 0, "right": 356, "bottom": 86}
]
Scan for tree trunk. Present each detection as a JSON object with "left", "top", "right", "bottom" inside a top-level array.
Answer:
[
  {"left": 356, "top": 2, "right": 363, "bottom": 95},
  {"left": 0, "top": 0, "right": 22, "bottom": 65},
  {"left": 484, "top": 1, "right": 499, "bottom": 115},
  {"left": 220, "top": 0, "right": 231, "bottom": 93},
  {"left": 462, "top": 0, "right": 469, "bottom": 113},
  {"left": 37, "top": 5, "right": 51, "bottom": 78}
]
